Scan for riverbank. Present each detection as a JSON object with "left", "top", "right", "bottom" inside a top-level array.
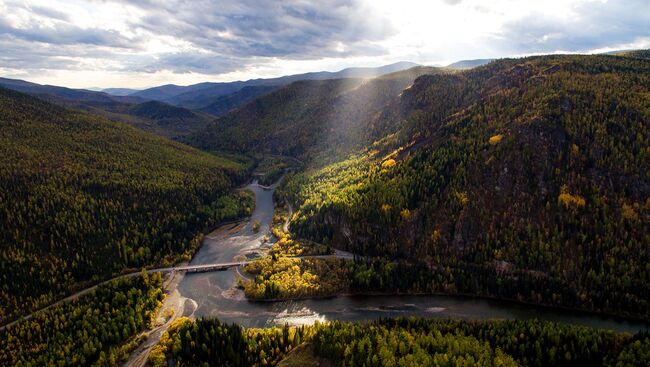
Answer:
[
  {"left": 244, "top": 289, "right": 650, "bottom": 328},
  {"left": 174, "top": 174, "right": 649, "bottom": 335}
]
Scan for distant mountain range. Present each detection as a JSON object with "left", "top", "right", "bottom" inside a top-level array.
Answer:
[
  {"left": 0, "top": 77, "right": 210, "bottom": 137},
  {"left": 0, "top": 62, "right": 423, "bottom": 136},
  {"left": 0, "top": 60, "right": 503, "bottom": 138},
  {"left": 0, "top": 77, "right": 143, "bottom": 104},
  {"left": 130, "top": 61, "right": 420, "bottom": 110}
]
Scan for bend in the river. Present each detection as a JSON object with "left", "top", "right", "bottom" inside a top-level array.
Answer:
[{"left": 177, "top": 178, "right": 650, "bottom": 333}]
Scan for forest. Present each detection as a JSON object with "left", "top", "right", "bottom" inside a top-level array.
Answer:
[
  {"left": 274, "top": 53, "right": 650, "bottom": 320},
  {"left": 147, "top": 316, "right": 650, "bottom": 367},
  {"left": 0, "top": 87, "right": 254, "bottom": 325},
  {"left": 2, "top": 49, "right": 649, "bottom": 365},
  {"left": 0, "top": 274, "right": 163, "bottom": 366},
  {"left": 148, "top": 317, "right": 310, "bottom": 367}
]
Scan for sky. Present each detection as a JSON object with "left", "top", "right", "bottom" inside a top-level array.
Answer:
[{"left": 0, "top": 0, "right": 648, "bottom": 89}]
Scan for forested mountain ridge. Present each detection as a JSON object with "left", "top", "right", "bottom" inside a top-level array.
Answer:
[
  {"left": 0, "top": 87, "right": 254, "bottom": 325},
  {"left": 0, "top": 77, "right": 213, "bottom": 138},
  {"left": 188, "top": 66, "right": 443, "bottom": 160},
  {"left": 274, "top": 53, "right": 650, "bottom": 319}
]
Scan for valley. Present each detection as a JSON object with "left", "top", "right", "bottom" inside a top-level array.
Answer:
[{"left": 1, "top": 50, "right": 649, "bottom": 366}]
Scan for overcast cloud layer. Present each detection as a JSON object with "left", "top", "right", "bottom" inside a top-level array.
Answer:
[{"left": 0, "top": 0, "right": 648, "bottom": 88}]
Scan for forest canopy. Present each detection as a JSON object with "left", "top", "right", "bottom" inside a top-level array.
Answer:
[{"left": 0, "top": 87, "right": 254, "bottom": 325}]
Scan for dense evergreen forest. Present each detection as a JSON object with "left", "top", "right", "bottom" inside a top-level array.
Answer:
[
  {"left": 147, "top": 317, "right": 650, "bottom": 367},
  {"left": 148, "top": 317, "right": 309, "bottom": 367},
  {"left": 0, "top": 87, "right": 254, "bottom": 325},
  {"left": 0, "top": 274, "right": 163, "bottom": 366},
  {"left": 273, "top": 53, "right": 650, "bottom": 319}
]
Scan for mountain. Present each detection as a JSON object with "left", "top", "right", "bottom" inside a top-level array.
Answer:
[
  {"left": 280, "top": 53, "right": 650, "bottom": 319},
  {"left": 197, "top": 85, "right": 277, "bottom": 116},
  {"left": 191, "top": 53, "right": 650, "bottom": 319},
  {"left": 0, "top": 77, "right": 211, "bottom": 137},
  {"left": 615, "top": 49, "right": 650, "bottom": 59},
  {"left": 0, "top": 87, "right": 253, "bottom": 324},
  {"left": 0, "top": 77, "right": 142, "bottom": 104},
  {"left": 130, "top": 82, "right": 223, "bottom": 102},
  {"left": 102, "top": 87, "right": 140, "bottom": 96},
  {"left": 130, "top": 100, "right": 197, "bottom": 119},
  {"left": 446, "top": 58, "right": 493, "bottom": 69},
  {"left": 187, "top": 66, "right": 441, "bottom": 159},
  {"left": 132, "top": 62, "right": 421, "bottom": 112}
]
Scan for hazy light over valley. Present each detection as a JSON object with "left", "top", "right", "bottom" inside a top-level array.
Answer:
[{"left": 0, "top": 0, "right": 649, "bottom": 88}]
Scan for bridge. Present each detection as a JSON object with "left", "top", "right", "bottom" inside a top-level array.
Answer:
[
  {"left": 151, "top": 261, "right": 252, "bottom": 274},
  {"left": 0, "top": 252, "right": 356, "bottom": 331}
]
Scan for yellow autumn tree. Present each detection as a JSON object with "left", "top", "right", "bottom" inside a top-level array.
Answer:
[
  {"left": 558, "top": 185, "right": 586, "bottom": 209},
  {"left": 381, "top": 159, "right": 397, "bottom": 169},
  {"left": 489, "top": 134, "right": 503, "bottom": 145}
]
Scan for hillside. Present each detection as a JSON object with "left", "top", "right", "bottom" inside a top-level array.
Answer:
[
  {"left": 446, "top": 58, "right": 493, "bottom": 69},
  {"left": 268, "top": 54, "right": 650, "bottom": 319},
  {"left": 616, "top": 49, "right": 650, "bottom": 59},
  {"left": 188, "top": 66, "right": 442, "bottom": 159},
  {"left": 0, "top": 77, "right": 212, "bottom": 137},
  {"left": 197, "top": 85, "right": 277, "bottom": 116},
  {"left": 0, "top": 87, "right": 253, "bottom": 325}
]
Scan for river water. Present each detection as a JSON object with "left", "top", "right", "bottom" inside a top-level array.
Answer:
[{"left": 176, "top": 181, "right": 649, "bottom": 333}]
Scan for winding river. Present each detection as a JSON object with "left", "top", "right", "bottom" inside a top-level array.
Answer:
[{"left": 176, "top": 180, "right": 649, "bottom": 333}]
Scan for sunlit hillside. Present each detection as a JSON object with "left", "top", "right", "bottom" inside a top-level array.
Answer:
[{"left": 277, "top": 53, "right": 650, "bottom": 319}]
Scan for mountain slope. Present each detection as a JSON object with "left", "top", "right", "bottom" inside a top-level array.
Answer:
[
  {"left": 446, "top": 58, "right": 493, "bottom": 69},
  {"left": 275, "top": 54, "right": 650, "bottom": 319},
  {"left": 130, "top": 82, "right": 221, "bottom": 101},
  {"left": 197, "top": 85, "right": 277, "bottom": 116},
  {"left": 0, "top": 87, "right": 253, "bottom": 325},
  {"left": 616, "top": 49, "right": 650, "bottom": 59},
  {"left": 188, "top": 66, "right": 442, "bottom": 159},
  {"left": 0, "top": 77, "right": 212, "bottom": 137}
]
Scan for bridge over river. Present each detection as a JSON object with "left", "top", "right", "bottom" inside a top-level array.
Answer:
[{"left": 0, "top": 252, "right": 351, "bottom": 332}]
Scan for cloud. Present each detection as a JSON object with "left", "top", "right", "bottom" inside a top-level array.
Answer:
[
  {"left": 0, "top": 0, "right": 395, "bottom": 79},
  {"left": 0, "top": 19, "right": 137, "bottom": 49},
  {"left": 0, "top": 0, "right": 648, "bottom": 88},
  {"left": 496, "top": 0, "right": 650, "bottom": 54},
  {"left": 0, "top": 1, "right": 142, "bottom": 49},
  {"left": 130, "top": 51, "right": 246, "bottom": 75},
  {"left": 125, "top": 0, "right": 393, "bottom": 59}
]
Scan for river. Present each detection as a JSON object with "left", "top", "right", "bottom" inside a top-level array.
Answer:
[{"left": 176, "top": 180, "right": 649, "bottom": 333}]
